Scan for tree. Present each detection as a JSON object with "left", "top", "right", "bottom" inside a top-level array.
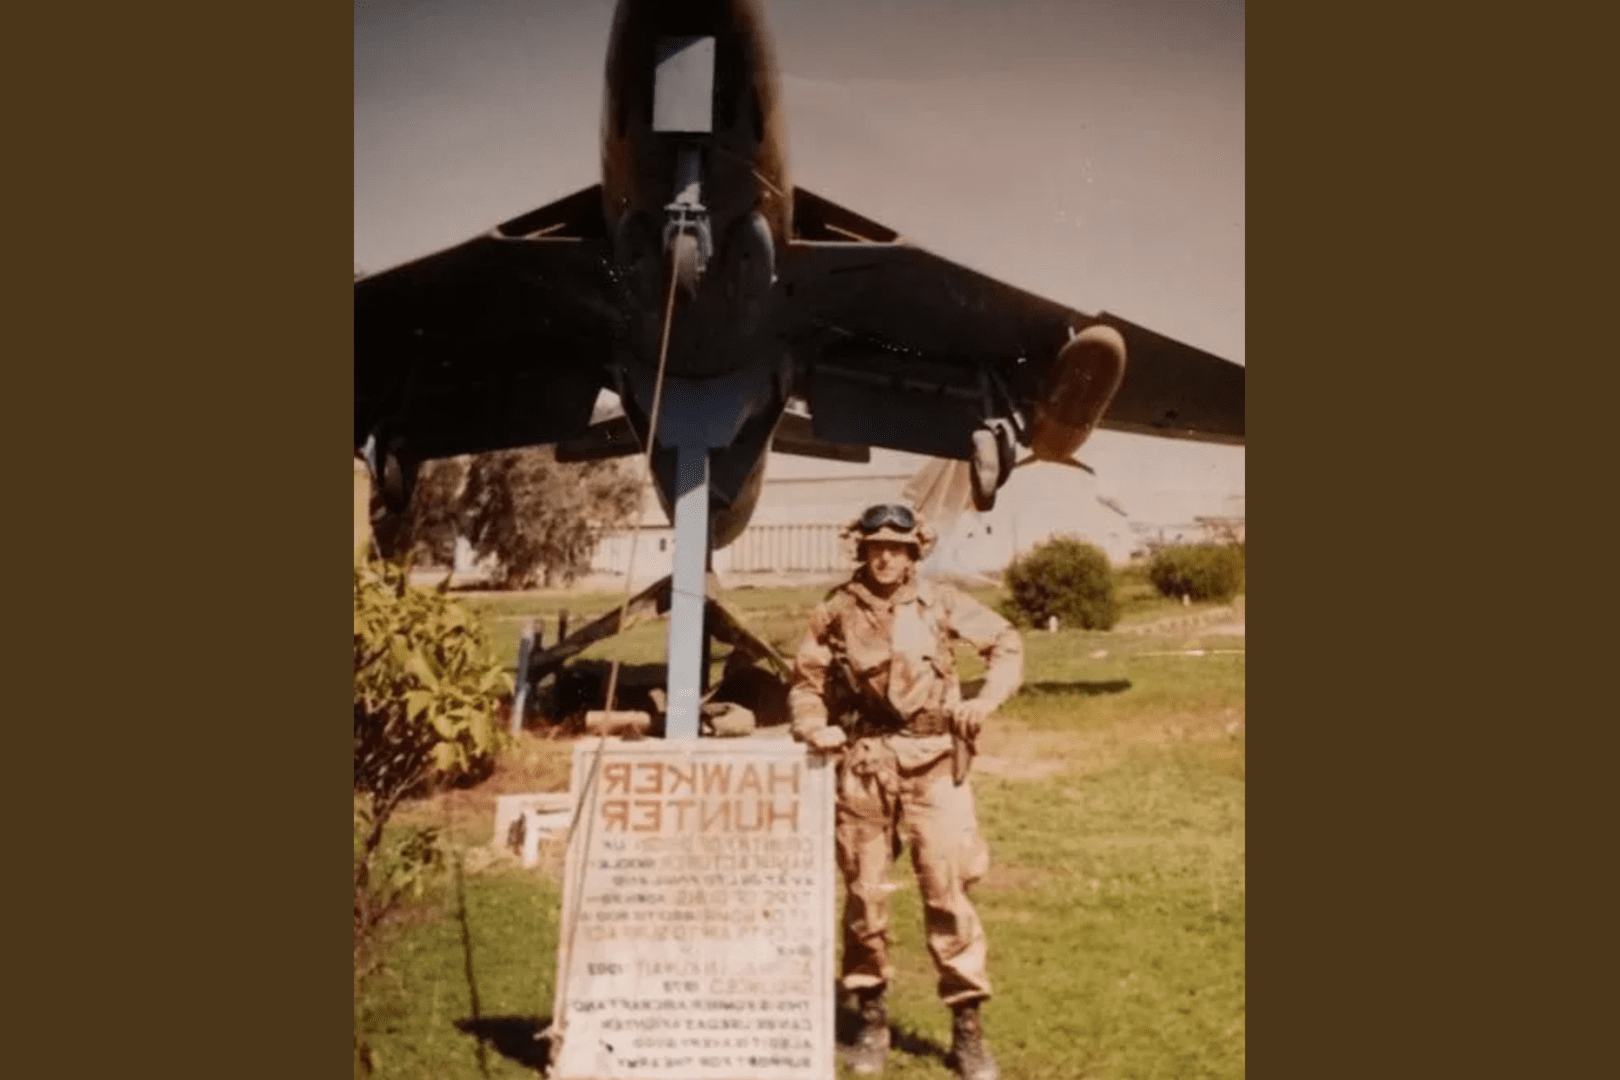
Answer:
[
  {"left": 353, "top": 561, "right": 509, "bottom": 929},
  {"left": 409, "top": 448, "right": 643, "bottom": 589},
  {"left": 405, "top": 456, "right": 467, "bottom": 568}
]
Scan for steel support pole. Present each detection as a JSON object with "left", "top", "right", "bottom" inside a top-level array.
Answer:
[
  {"left": 664, "top": 442, "right": 710, "bottom": 739},
  {"left": 511, "top": 619, "right": 536, "bottom": 736}
]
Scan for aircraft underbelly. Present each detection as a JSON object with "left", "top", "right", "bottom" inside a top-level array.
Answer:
[
  {"left": 807, "top": 363, "right": 979, "bottom": 460},
  {"left": 622, "top": 330, "right": 787, "bottom": 550},
  {"left": 646, "top": 436, "right": 770, "bottom": 551}
]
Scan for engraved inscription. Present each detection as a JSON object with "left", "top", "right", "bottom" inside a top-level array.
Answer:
[{"left": 552, "top": 742, "right": 834, "bottom": 1080}]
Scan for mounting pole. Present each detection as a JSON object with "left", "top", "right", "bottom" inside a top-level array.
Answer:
[
  {"left": 664, "top": 440, "right": 710, "bottom": 739},
  {"left": 510, "top": 618, "right": 537, "bottom": 736}
]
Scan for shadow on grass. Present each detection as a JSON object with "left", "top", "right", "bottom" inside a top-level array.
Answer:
[
  {"left": 1024, "top": 679, "right": 1132, "bottom": 697},
  {"left": 892, "top": 1022, "right": 951, "bottom": 1065},
  {"left": 547, "top": 660, "right": 669, "bottom": 730},
  {"left": 454, "top": 1015, "right": 552, "bottom": 1071},
  {"left": 834, "top": 999, "right": 950, "bottom": 1068},
  {"left": 533, "top": 657, "right": 794, "bottom": 733},
  {"left": 964, "top": 677, "right": 1132, "bottom": 698}
]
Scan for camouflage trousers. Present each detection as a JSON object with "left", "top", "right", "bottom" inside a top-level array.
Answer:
[{"left": 835, "top": 735, "right": 992, "bottom": 1006}]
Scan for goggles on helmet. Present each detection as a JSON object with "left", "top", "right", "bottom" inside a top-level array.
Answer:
[{"left": 857, "top": 503, "right": 917, "bottom": 534}]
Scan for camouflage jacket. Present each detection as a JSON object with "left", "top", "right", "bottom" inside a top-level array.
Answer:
[{"left": 789, "top": 571, "right": 1023, "bottom": 765}]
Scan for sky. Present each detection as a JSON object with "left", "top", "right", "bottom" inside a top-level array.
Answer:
[{"left": 354, "top": 0, "right": 1245, "bottom": 528}]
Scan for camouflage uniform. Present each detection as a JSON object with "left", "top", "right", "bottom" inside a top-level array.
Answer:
[{"left": 790, "top": 569, "right": 1023, "bottom": 1006}]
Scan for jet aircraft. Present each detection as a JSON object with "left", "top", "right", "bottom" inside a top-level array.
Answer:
[{"left": 354, "top": 0, "right": 1245, "bottom": 738}]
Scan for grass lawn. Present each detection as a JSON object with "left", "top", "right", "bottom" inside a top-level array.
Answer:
[
  {"left": 457, "top": 575, "right": 1236, "bottom": 677},
  {"left": 358, "top": 585, "right": 1245, "bottom": 1079}
]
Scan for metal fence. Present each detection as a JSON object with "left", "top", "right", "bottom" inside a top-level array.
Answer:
[
  {"left": 591, "top": 523, "right": 848, "bottom": 576},
  {"left": 719, "top": 523, "right": 846, "bottom": 573}
]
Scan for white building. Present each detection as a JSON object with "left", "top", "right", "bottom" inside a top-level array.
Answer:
[{"left": 588, "top": 443, "right": 1243, "bottom": 589}]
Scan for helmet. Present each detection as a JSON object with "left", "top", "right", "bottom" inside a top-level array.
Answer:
[{"left": 841, "top": 503, "right": 936, "bottom": 562}]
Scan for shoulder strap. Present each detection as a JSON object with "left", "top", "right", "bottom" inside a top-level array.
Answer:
[{"left": 822, "top": 587, "right": 857, "bottom": 651}]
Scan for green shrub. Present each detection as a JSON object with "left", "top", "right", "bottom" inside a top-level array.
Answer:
[
  {"left": 352, "top": 560, "right": 511, "bottom": 953},
  {"left": 1147, "top": 543, "right": 1245, "bottom": 602},
  {"left": 1003, "top": 536, "right": 1120, "bottom": 630},
  {"left": 353, "top": 560, "right": 511, "bottom": 799}
]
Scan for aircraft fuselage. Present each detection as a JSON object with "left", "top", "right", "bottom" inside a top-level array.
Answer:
[
  {"left": 600, "top": 0, "right": 788, "bottom": 368},
  {"left": 598, "top": 0, "right": 793, "bottom": 547}
]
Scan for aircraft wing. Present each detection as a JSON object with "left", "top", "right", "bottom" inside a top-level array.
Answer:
[
  {"left": 354, "top": 185, "right": 622, "bottom": 460},
  {"left": 779, "top": 187, "right": 1245, "bottom": 460}
]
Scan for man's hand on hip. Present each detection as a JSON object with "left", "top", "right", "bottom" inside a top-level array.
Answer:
[{"left": 951, "top": 699, "right": 994, "bottom": 742}]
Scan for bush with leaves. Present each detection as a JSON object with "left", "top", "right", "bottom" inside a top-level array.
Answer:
[
  {"left": 408, "top": 447, "right": 641, "bottom": 588},
  {"left": 1147, "top": 543, "right": 1245, "bottom": 602},
  {"left": 351, "top": 799, "right": 443, "bottom": 974},
  {"left": 1003, "top": 536, "right": 1120, "bottom": 631},
  {"left": 352, "top": 560, "right": 511, "bottom": 956}
]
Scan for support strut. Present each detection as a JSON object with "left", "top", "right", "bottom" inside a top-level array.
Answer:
[{"left": 664, "top": 440, "right": 711, "bottom": 739}]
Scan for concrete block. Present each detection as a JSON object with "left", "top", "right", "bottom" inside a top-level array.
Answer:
[
  {"left": 584, "top": 710, "right": 653, "bottom": 737},
  {"left": 493, "top": 792, "right": 573, "bottom": 855}
]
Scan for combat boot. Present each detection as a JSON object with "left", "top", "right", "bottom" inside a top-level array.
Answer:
[
  {"left": 948, "top": 1001, "right": 999, "bottom": 1080},
  {"left": 844, "top": 986, "right": 890, "bottom": 1075}
]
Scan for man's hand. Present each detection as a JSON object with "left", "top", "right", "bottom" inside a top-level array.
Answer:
[
  {"left": 951, "top": 698, "right": 994, "bottom": 743},
  {"left": 804, "top": 726, "right": 848, "bottom": 753}
]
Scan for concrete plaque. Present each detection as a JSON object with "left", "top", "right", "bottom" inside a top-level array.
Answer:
[{"left": 551, "top": 739, "right": 836, "bottom": 1080}]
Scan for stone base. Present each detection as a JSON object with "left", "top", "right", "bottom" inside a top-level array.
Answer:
[{"left": 492, "top": 792, "right": 573, "bottom": 867}]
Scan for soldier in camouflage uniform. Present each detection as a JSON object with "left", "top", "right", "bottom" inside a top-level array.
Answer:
[{"left": 790, "top": 504, "right": 1023, "bottom": 1080}]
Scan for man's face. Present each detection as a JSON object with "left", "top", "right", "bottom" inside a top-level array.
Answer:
[{"left": 863, "top": 540, "right": 915, "bottom": 586}]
